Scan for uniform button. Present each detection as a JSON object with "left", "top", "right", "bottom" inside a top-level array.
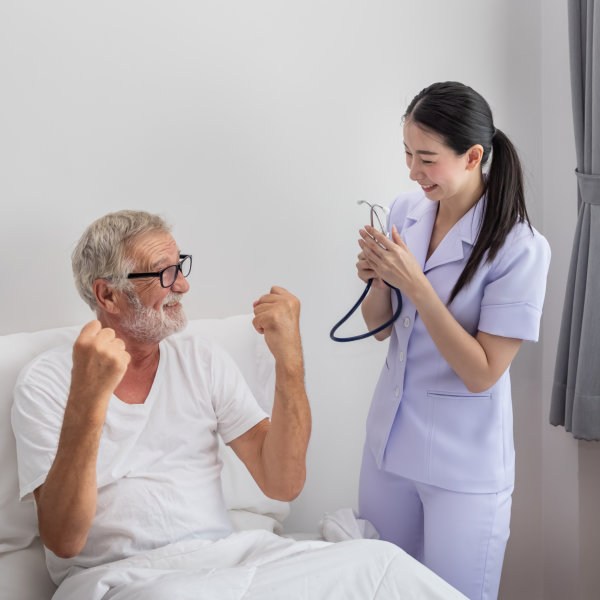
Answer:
[
  {"left": 395, "top": 386, "right": 400, "bottom": 397},
  {"left": 403, "top": 317, "right": 410, "bottom": 328},
  {"left": 399, "top": 351, "right": 405, "bottom": 362}
]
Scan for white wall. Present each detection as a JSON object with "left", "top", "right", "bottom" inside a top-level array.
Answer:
[
  {"left": 1, "top": 1, "right": 580, "bottom": 598},
  {"left": 540, "top": 3, "right": 580, "bottom": 599}
]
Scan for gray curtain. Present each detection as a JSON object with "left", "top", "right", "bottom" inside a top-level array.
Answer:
[{"left": 550, "top": 0, "right": 600, "bottom": 439}]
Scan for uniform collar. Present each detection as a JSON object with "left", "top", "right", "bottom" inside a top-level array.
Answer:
[
  {"left": 402, "top": 193, "right": 486, "bottom": 273},
  {"left": 405, "top": 194, "right": 439, "bottom": 223},
  {"left": 402, "top": 196, "right": 438, "bottom": 272}
]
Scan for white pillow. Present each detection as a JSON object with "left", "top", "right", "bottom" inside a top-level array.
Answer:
[
  {"left": 0, "top": 324, "right": 81, "bottom": 554},
  {"left": 0, "top": 315, "right": 288, "bottom": 598},
  {"left": 183, "top": 316, "right": 289, "bottom": 530}
]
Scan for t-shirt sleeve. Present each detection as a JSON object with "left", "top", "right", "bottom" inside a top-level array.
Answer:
[
  {"left": 209, "top": 344, "right": 269, "bottom": 444},
  {"left": 478, "top": 228, "right": 551, "bottom": 342},
  {"left": 11, "top": 353, "right": 70, "bottom": 500}
]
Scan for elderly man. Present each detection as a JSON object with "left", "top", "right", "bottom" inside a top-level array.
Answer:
[{"left": 11, "top": 211, "right": 466, "bottom": 599}]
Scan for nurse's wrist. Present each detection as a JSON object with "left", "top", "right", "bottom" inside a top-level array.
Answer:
[
  {"left": 369, "top": 281, "right": 390, "bottom": 295},
  {"left": 407, "top": 274, "right": 437, "bottom": 309}
]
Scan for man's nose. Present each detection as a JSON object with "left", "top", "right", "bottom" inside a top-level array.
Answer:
[{"left": 171, "top": 269, "right": 190, "bottom": 293}]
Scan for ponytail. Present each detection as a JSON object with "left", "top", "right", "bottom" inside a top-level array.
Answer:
[{"left": 447, "top": 129, "right": 532, "bottom": 303}]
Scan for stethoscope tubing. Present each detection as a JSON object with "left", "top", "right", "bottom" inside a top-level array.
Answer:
[{"left": 329, "top": 279, "right": 403, "bottom": 342}]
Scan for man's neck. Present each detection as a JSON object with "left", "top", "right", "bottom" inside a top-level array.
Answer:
[
  {"left": 113, "top": 343, "right": 161, "bottom": 405},
  {"left": 97, "top": 313, "right": 160, "bottom": 363}
]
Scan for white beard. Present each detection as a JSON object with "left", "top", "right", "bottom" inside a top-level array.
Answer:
[{"left": 121, "top": 291, "right": 187, "bottom": 343}]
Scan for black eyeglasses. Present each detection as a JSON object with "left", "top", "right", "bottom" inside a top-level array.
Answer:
[{"left": 127, "top": 254, "right": 192, "bottom": 288}]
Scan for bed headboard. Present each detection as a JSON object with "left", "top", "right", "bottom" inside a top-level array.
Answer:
[{"left": 0, "top": 314, "right": 287, "bottom": 599}]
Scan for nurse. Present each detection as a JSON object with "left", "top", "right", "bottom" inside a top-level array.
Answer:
[{"left": 356, "top": 81, "right": 550, "bottom": 600}]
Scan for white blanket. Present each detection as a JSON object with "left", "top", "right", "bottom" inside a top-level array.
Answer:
[
  {"left": 318, "top": 507, "right": 380, "bottom": 542},
  {"left": 52, "top": 530, "right": 466, "bottom": 599}
]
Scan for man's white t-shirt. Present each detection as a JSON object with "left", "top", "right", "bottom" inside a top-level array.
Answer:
[{"left": 11, "top": 331, "right": 269, "bottom": 585}]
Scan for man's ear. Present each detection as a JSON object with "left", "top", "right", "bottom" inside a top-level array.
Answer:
[
  {"left": 93, "top": 279, "right": 122, "bottom": 314},
  {"left": 465, "top": 144, "right": 484, "bottom": 171}
]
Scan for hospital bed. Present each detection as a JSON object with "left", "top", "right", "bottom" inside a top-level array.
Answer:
[{"left": 0, "top": 315, "right": 465, "bottom": 599}]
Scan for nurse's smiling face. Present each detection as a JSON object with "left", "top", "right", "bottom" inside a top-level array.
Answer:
[{"left": 403, "top": 120, "right": 482, "bottom": 206}]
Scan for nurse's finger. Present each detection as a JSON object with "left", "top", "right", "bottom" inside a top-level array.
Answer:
[
  {"left": 356, "top": 249, "right": 370, "bottom": 263},
  {"left": 359, "top": 229, "right": 386, "bottom": 258},
  {"left": 391, "top": 225, "right": 407, "bottom": 249},
  {"left": 359, "top": 239, "right": 383, "bottom": 264},
  {"left": 356, "top": 257, "right": 375, "bottom": 270},
  {"left": 356, "top": 263, "right": 377, "bottom": 283},
  {"left": 364, "top": 226, "right": 394, "bottom": 251}
]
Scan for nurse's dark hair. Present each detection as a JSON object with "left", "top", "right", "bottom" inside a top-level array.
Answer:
[{"left": 404, "top": 81, "right": 532, "bottom": 304}]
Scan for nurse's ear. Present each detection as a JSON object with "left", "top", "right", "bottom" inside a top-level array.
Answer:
[{"left": 465, "top": 144, "right": 484, "bottom": 171}]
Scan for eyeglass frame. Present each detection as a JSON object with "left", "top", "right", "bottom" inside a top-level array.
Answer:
[{"left": 126, "top": 254, "right": 192, "bottom": 288}]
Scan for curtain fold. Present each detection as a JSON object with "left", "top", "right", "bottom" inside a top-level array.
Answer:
[{"left": 550, "top": 0, "right": 600, "bottom": 440}]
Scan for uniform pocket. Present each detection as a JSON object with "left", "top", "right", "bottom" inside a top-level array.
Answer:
[{"left": 426, "top": 390, "right": 504, "bottom": 487}]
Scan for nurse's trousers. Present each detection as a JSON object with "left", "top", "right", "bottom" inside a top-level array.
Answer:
[{"left": 358, "top": 446, "right": 512, "bottom": 600}]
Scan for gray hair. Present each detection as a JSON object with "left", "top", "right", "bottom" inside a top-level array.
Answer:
[{"left": 72, "top": 210, "right": 171, "bottom": 311}]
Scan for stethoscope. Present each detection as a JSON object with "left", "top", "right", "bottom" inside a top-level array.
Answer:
[{"left": 330, "top": 201, "right": 403, "bottom": 342}]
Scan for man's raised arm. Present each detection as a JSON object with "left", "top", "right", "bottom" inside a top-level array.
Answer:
[
  {"left": 228, "top": 286, "right": 311, "bottom": 501},
  {"left": 35, "top": 321, "right": 130, "bottom": 558}
]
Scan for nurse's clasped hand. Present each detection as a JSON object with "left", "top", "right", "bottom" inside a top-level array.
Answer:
[
  {"left": 356, "top": 241, "right": 386, "bottom": 291},
  {"left": 358, "top": 224, "right": 427, "bottom": 303}
]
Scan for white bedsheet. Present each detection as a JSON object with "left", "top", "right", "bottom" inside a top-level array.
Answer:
[{"left": 52, "top": 530, "right": 466, "bottom": 599}]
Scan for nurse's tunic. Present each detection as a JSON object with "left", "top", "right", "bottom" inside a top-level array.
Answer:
[{"left": 365, "top": 190, "right": 551, "bottom": 493}]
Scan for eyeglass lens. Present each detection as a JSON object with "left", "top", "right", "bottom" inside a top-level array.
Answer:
[{"left": 160, "top": 255, "right": 192, "bottom": 287}]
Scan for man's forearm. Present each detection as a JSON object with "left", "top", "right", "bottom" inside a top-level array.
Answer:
[
  {"left": 35, "top": 395, "right": 106, "bottom": 558},
  {"left": 260, "top": 357, "right": 311, "bottom": 501},
  {"left": 249, "top": 287, "right": 311, "bottom": 500}
]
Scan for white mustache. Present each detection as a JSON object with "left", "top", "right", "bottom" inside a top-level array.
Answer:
[{"left": 162, "top": 292, "right": 183, "bottom": 307}]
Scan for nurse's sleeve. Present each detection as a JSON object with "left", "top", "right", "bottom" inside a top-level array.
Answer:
[{"left": 478, "top": 228, "right": 551, "bottom": 342}]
